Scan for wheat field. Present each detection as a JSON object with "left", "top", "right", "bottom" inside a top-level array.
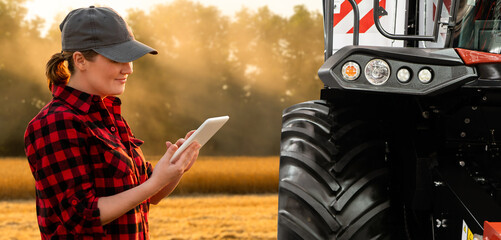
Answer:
[
  {"left": 0, "top": 156, "right": 280, "bottom": 239},
  {"left": 149, "top": 194, "right": 278, "bottom": 239},
  {"left": 0, "top": 156, "right": 279, "bottom": 199},
  {"left": 0, "top": 194, "right": 278, "bottom": 240},
  {"left": 0, "top": 158, "right": 36, "bottom": 199}
]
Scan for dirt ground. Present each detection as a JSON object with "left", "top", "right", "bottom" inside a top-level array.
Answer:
[{"left": 0, "top": 194, "right": 278, "bottom": 240}]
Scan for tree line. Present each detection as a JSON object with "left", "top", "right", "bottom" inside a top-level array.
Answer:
[{"left": 0, "top": 0, "right": 324, "bottom": 156}]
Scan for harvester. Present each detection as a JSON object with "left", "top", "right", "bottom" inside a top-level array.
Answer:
[{"left": 277, "top": 0, "right": 501, "bottom": 238}]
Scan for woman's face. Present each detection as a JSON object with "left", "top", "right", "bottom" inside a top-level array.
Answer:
[{"left": 75, "top": 54, "right": 133, "bottom": 97}]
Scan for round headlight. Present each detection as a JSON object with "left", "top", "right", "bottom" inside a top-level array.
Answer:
[
  {"left": 341, "top": 61, "right": 361, "bottom": 81},
  {"left": 364, "top": 59, "right": 390, "bottom": 85},
  {"left": 397, "top": 68, "right": 412, "bottom": 83},
  {"left": 418, "top": 68, "right": 433, "bottom": 83}
]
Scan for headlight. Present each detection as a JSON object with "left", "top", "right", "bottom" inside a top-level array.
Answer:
[
  {"left": 397, "top": 68, "right": 412, "bottom": 83},
  {"left": 364, "top": 59, "right": 390, "bottom": 85},
  {"left": 418, "top": 68, "right": 433, "bottom": 83},
  {"left": 341, "top": 61, "right": 361, "bottom": 81}
]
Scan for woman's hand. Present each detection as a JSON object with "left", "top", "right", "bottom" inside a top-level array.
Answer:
[
  {"left": 150, "top": 130, "right": 201, "bottom": 190},
  {"left": 170, "top": 130, "right": 198, "bottom": 172}
]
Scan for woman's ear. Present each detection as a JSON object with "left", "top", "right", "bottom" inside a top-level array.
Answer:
[{"left": 73, "top": 51, "right": 87, "bottom": 71}]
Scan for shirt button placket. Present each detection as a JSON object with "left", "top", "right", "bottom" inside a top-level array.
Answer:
[{"left": 110, "top": 126, "right": 116, "bottom": 132}]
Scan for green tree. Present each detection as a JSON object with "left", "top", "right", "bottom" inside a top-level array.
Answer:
[
  {"left": 283, "top": 5, "right": 324, "bottom": 100},
  {"left": 0, "top": 0, "right": 55, "bottom": 155}
]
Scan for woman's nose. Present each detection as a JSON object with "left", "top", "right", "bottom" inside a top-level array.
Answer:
[{"left": 121, "top": 62, "right": 133, "bottom": 74}]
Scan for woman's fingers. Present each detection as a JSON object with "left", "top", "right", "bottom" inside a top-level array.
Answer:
[
  {"left": 152, "top": 140, "right": 200, "bottom": 188},
  {"left": 184, "top": 143, "right": 200, "bottom": 172},
  {"left": 171, "top": 130, "right": 196, "bottom": 160},
  {"left": 174, "top": 130, "right": 195, "bottom": 149},
  {"left": 169, "top": 140, "right": 188, "bottom": 165},
  {"left": 152, "top": 142, "right": 179, "bottom": 184},
  {"left": 185, "top": 130, "right": 196, "bottom": 139},
  {"left": 184, "top": 150, "right": 199, "bottom": 172},
  {"left": 175, "top": 138, "right": 185, "bottom": 148},
  {"left": 162, "top": 142, "right": 178, "bottom": 161},
  {"left": 185, "top": 142, "right": 201, "bottom": 168},
  {"left": 173, "top": 142, "right": 200, "bottom": 168}
]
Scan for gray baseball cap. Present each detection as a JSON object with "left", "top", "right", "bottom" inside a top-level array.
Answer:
[{"left": 60, "top": 6, "right": 157, "bottom": 62}]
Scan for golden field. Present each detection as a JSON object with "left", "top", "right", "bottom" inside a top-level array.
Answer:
[
  {"left": 0, "top": 156, "right": 279, "bottom": 199},
  {"left": 0, "top": 156, "right": 280, "bottom": 239},
  {"left": 0, "top": 194, "right": 278, "bottom": 240},
  {"left": 0, "top": 157, "right": 36, "bottom": 199}
]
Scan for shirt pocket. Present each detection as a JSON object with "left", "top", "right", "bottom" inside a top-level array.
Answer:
[
  {"left": 130, "top": 137, "right": 149, "bottom": 178},
  {"left": 96, "top": 136, "right": 134, "bottom": 179}
]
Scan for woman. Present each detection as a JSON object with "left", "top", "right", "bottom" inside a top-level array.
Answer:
[{"left": 24, "top": 6, "right": 200, "bottom": 239}]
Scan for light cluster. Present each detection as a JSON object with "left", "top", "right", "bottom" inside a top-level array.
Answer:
[{"left": 341, "top": 59, "right": 434, "bottom": 85}]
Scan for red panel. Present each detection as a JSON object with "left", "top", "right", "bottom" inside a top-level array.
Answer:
[
  {"left": 333, "top": 0, "right": 364, "bottom": 28},
  {"left": 443, "top": 0, "right": 452, "bottom": 12},
  {"left": 455, "top": 48, "right": 501, "bottom": 65},
  {"left": 347, "top": 0, "right": 386, "bottom": 34},
  {"left": 484, "top": 221, "right": 501, "bottom": 240}
]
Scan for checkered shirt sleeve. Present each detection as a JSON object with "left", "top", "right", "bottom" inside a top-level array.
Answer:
[{"left": 25, "top": 109, "right": 104, "bottom": 237}]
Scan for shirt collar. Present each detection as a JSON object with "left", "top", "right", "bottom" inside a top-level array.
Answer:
[{"left": 52, "top": 84, "right": 122, "bottom": 113}]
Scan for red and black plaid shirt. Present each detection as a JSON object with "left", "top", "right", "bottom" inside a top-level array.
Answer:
[{"left": 24, "top": 84, "right": 153, "bottom": 239}]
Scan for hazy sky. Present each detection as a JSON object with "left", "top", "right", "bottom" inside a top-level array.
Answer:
[{"left": 23, "top": 0, "right": 323, "bottom": 34}]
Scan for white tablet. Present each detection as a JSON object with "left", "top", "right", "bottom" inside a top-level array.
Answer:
[{"left": 171, "top": 116, "right": 229, "bottom": 162}]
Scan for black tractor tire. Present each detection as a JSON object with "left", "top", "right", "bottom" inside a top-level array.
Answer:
[{"left": 277, "top": 100, "right": 391, "bottom": 240}]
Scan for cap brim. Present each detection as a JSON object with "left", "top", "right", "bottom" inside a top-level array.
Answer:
[{"left": 93, "top": 40, "right": 158, "bottom": 63}]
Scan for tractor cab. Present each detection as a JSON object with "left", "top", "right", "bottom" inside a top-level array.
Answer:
[
  {"left": 454, "top": 0, "right": 501, "bottom": 53},
  {"left": 326, "top": 0, "right": 501, "bottom": 52}
]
